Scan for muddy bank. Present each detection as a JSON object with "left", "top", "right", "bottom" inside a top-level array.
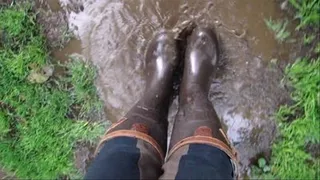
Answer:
[
  {"left": 39, "top": 0, "right": 299, "bottom": 176},
  {"left": 34, "top": 1, "right": 106, "bottom": 175}
]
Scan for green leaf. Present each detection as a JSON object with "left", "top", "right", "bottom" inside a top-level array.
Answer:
[
  {"left": 263, "top": 166, "right": 271, "bottom": 173},
  {"left": 258, "top": 158, "right": 267, "bottom": 168},
  {"left": 314, "top": 43, "right": 320, "bottom": 54}
]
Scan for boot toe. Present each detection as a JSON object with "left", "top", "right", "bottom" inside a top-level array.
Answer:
[
  {"left": 154, "top": 30, "right": 173, "bottom": 42},
  {"left": 146, "top": 30, "right": 178, "bottom": 67},
  {"left": 187, "top": 26, "right": 220, "bottom": 66}
]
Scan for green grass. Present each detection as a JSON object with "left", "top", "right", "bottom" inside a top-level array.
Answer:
[
  {"left": 67, "top": 57, "right": 103, "bottom": 118},
  {"left": 303, "top": 34, "right": 316, "bottom": 45},
  {"left": 265, "top": 18, "right": 291, "bottom": 42},
  {"left": 253, "top": 0, "right": 320, "bottom": 179},
  {"left": 253, "top": 58, "right": 320, "bottom": 179},
  {"left": 0, "top": 3, "right": 104, "bottom": 179},
  {"left": 270, "top": 58, "right": 320, "bottom": 179},
  {"left": 289, "top": 0, "right": 320, "bottom": 29}
]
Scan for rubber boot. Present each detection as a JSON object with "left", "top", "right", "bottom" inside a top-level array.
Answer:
[
  {"left": 97, "top": 31, "right": 178, "bottom": 162},
  {"left": 168, "top": 27, "right": 237, "bottom": 165}
]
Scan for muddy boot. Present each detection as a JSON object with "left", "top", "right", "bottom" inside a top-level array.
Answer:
[
  {"left": 116, "top": 31, "right": 178, "bottom": 155},
  {"left": 160, "top": 27, "right": 237, "bottom": 179},
  {"left": 91, "top": 31, "right": 178, "bottom": 179}
]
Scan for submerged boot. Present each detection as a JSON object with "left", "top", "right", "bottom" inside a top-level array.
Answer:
[
  {"left": 93, "top": 31, "right": 178, "bottom": 179},
  {"left": 167, "top": 27, "right": 237, "bottom": 174}
]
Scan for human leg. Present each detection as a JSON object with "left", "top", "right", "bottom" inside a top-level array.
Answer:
[
  {"left": 160, "top": 27, "right": 237, "bottom": 180},
  {"left": 85, "top": 31, "right": 178, "bottom": 179}
]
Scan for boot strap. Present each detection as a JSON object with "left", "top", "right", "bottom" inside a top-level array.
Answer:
[
  {"left": 168, "top": 136, "right": 237, "bottom": 161},
  {"left": 95, "top": 118, "right": 165, "bottom": 162}
]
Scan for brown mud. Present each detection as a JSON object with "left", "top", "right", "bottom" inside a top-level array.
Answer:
[{"left": 36, "top": 0, "right": 301, "bottom": 177}]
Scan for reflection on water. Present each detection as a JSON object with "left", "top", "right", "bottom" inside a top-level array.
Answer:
[{"left": 55, "top": 0, "right": 292, "bottom": 175}]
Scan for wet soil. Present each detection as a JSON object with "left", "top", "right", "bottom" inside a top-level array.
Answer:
[{"left": 36, "top": 0, "right": 300, "bottom": 177}]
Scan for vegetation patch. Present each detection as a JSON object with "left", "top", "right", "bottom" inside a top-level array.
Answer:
[
  {"left": 254, "top": 0, "right": 320, "bottom": 179},
  {"left": 289, "top": 0, "right": 320, "bottom": 29},
  {"left": 0, "top": 3, "right": 104, "bottom": 179},
  {"left": 253, "top": 58, "right": 320, "bottom": 179},
  {"left": 265, "top": 18, "right": 291, "bottom": 43},
  {"left": 271, "top": 58, "right": 320, "bottom": 179}
]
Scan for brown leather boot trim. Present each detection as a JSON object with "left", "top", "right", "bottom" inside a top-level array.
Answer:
[
  {"left": 97, "top": 130, "right": 164, "bottom": 162},
  {"left": 219, "top": 128, "right": 232, "bottom": 146},
  {"left": 168, "top": 136, "right": 237, "bottom": 162},
  {"left": 105, "top": 118, "right": 127, "bottom": 134}
]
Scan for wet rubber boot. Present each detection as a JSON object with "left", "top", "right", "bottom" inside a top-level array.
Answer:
[
  {"left": 93, "top": 31, "right": 178, "bottom": 179},
  {"left": 161, "top": 27, "right": 237, "bottom": 179}
]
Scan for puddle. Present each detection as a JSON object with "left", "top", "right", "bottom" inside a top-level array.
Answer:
[
  {"left": 52, "top": 38, "right": 82, "bottom": 62},
  {"left": 41, "top": 0, "right": 296, "bottom": 177},
  {"left": 45, "top": 0, "right": 62, "bottom": 12}
]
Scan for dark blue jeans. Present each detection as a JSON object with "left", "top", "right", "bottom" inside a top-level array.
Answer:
[{"left": 85, "top": 137, "right": 234, "bottom": 179}]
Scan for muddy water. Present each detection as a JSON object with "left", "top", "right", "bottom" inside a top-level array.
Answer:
[
  {"left": 49, "top": 0, "right": 293, "bottom": 176},
  {"left": 52, "top": 38, "right": 82, "bottom": 62}
]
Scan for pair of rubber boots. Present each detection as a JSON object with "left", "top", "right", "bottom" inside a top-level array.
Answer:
[{"left": 99, "top": 27, "right": 236, "bottom": 164}]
